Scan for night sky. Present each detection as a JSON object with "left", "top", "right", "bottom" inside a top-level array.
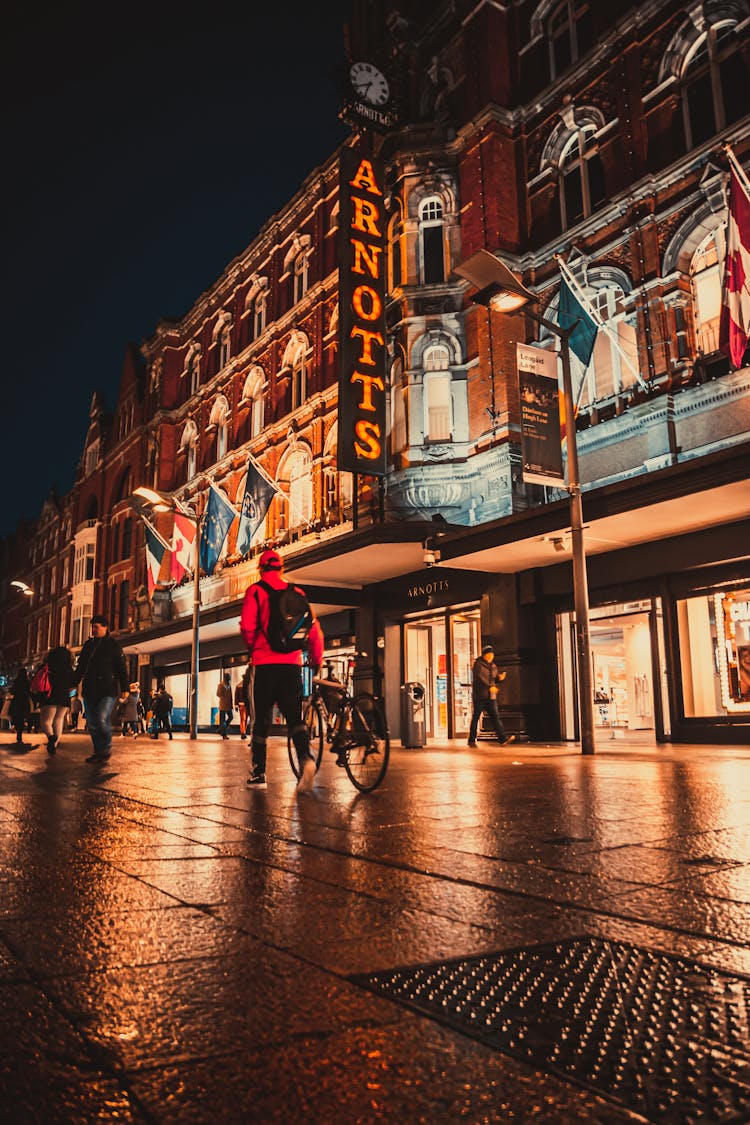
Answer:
[{"left": 2, "top": 0, "right": 352, "bottom": 538}]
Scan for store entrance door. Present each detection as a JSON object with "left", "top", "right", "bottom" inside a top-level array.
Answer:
[
  {"left": 404, "top": 607, "right": 481, "bottom": 741},
  {"left": 558, "top": 599, "right": 670, "bottom": 743}
]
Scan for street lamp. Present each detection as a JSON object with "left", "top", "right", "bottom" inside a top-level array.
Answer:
[
  {"left": 133, "top": 486, "right": 203, "bottom": 740},
  {"left": 10, "top": 581, "right": 34, "bottom": 598},
  {"left": 455, "top": 249, "right": 596, "bottom": 755}
]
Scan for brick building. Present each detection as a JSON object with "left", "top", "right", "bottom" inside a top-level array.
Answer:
[{"left": 2, "top": 0, "right": 749, "bottom": 744}]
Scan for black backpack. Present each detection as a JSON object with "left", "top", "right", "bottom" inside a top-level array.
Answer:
[{"left": 257, "top": 580, "right": 313, "bottom": 654}]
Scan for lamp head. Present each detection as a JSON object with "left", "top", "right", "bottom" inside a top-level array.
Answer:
[
  {"left": 454, "top": 249, "right": 536, "bottom": 312},
  {"left": 10, "top": 580, "right": 33, "bottom": 597},
  {"left": 133, "top": 486, "right": 172, "bottom": 512}
]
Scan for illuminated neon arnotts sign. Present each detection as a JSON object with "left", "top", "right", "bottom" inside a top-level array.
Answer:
[{"left": 338, "top": 148, "right": 387, "bottom": 476}]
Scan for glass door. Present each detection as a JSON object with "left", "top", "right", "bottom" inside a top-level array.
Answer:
[{"left": 450, "top": 611, "right": 481, "bottom": 737}]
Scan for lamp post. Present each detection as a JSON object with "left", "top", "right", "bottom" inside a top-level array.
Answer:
[
  {"left": 455, "top": 249, "right": 596, "bottom": 755},
  {"left": 133, "top": 487, "right": 202, "bottom": 740}
]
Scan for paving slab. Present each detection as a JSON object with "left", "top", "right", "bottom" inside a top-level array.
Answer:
[{"left": 1, "top": 730, "right": 750, "bottom": 1122}]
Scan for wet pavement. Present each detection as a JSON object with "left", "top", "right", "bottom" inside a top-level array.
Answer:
[{"left": 1, "top": 729, "right": 750, "bottom": 1123}]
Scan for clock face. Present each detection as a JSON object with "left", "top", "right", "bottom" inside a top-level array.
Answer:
[{"left": 350, "top": 61, "right": 390, "bottom": 107}]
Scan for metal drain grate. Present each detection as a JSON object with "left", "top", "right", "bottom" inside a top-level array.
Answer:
[{"left": 352, "top": 937, "right": 750, "bottom": 1124}]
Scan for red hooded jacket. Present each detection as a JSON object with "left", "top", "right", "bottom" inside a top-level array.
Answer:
[{"left": 239, "top": 570, "right": 324, "bottom": 667}]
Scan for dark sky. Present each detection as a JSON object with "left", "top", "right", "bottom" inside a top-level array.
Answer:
[{"left": 2, "top": 0, "right": 352, "bottom": 538}]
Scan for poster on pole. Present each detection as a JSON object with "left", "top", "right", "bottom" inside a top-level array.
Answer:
[
  {"left": 338, "top": 146, "right": 387, "bottom": 476},
  {"left": 517, "top": 343, "right": 565, "bottom": 486}
]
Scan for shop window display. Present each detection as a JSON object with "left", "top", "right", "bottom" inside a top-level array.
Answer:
[{"left": 677, "top": 587, "right": 750, "bottom": 716}]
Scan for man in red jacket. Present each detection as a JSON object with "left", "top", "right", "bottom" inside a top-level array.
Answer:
[{"left": 239, "top": 549, "right": 324, "bottom": 792}]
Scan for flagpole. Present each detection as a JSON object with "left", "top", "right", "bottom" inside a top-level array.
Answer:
[
  {"left": 247, "top": 452, "right": 313, "bottom": 531},
  {"left": 190, "top": 508, "right": 201, "bottom": 741},
  {"left": 555, "top": 255, "right": 648, "bottom": 389},
  {"left": 724, "top": 144, "right": 750, "bottom": 201}
]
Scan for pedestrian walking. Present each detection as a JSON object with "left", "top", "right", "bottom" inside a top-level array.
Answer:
[
  {"left": 38, "top": 645, "right": 75, "bottom": 755},
  {"left": 235, "top": 664, "right": 254, "bottom": 740},
  {"left": 216, "top": 673, "right": 233, "bottom": 739},
  {"left": 239, "top": 548, "right": 324, "bottom": 792},
  {"left": 8, "top": 667, "right": 32, "bottom": 746},
  {"left": 151, "top": 685, "right": 174, "bottom": 739},
  {"left": 121, "top": 683, "right": 142, "bottom": 736},
  {"left": 73, "top": 614, "right": 129, "bottom": 764},
  {"left": 467, "top": 644, "right": 516, "bottom": 748},
  {"left": 69, "top": 693, "right": 83, "bottom": 731}
]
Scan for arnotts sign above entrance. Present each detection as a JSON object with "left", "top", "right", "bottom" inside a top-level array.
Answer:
[{"left": 338, "top": 148, "right": 387, "bottom": 477}]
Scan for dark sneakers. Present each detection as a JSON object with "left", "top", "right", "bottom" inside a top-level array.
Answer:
[
  {"left": 85, "top": 753, "right": 111, "bottom": 763},
  {"left": 247, "top": 772, "right": 267, "bottom": 789},
  {"left": 500, "top": 734, "right": 516, "bottom": 745}
]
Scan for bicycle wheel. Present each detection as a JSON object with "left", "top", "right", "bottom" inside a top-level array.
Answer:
[
  {"left": 287, "top": 698, "right": 325, "bottom": 779},
  {"left": 340, "top": 692, "right": 390, "bottom": 793}
]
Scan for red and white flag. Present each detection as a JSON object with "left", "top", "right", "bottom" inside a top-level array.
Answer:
[
  {"left": 170, "top": 512, "right": 197, "bottom": 583},
  {"left": 720, "top": 167, "right": 750, "bottom": 369}
]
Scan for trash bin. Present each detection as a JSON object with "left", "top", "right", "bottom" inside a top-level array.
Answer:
[{"left": 400, "top": 682, "right": 426, "bottom": 748}]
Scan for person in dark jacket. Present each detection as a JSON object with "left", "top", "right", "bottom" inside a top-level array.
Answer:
[
  {"left": 151, "top": 685, "right": 174, "bottom": 739},
  {"left": 73, "top": 614, "right": 129, "bottom": 764},
  {"left": 8, "top": 667, "right": 32, "bottom": 746},
  {"left": 467, "top": 644, "right": 516, "bottom": 748},
  {"left": 39, "top": 645, "right": 75, "bottom": 754}
]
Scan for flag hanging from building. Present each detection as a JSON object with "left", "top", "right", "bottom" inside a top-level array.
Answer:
[
  {"left": 199, "top": 484, "right": 236, "bottom": 576},
  {"left": 236, "top": 458, "right": 277, "bottom": 557},
  {"left": 144, "top": 524, "right": 167, "bottom": 596},
  {"left": 170, "top": 511, "right": 197, "bottom": 583},
  {"left": 558, "top": 275, "right": 598, "bottom": 369},
  {"left": 719, "top": 167, "right": 750, "bottom": 369}
]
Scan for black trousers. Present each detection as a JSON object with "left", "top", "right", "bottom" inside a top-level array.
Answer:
[
  {"left": 251, "top": 664, "right": 311, "bottom": 774},
  {"left": 468, "top": 698, "right": 507, "bottom": 743}
]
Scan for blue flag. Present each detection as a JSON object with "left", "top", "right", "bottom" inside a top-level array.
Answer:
[
  {"left": 236, "top": 459, "right": 277, "bottom": 557},
  {"left": 144, "top": 523, "right": 167, "bottom": 596},
  {"left": 199, "top": 484, "right": 236, "bottom": 575},
  {"left": 558, "top": 275, "right": 598, "bottom": 369}
]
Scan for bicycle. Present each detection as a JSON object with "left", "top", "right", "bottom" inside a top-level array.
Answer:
[{"left": 287, "top": 654, "right": 390, "bottom": 793}]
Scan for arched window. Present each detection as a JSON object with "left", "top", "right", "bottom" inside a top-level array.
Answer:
[
  {"left": 419, "top": 196, "right": 446, "bottom": 284},
  {"left": 286, "top": 448, "right": 313, "bottom": 530},
  {"left": 118, "top": 580, "right": 130, "bottom": 631},
  {"left": 681, "top": 22, "right": 748, "bottom": 150},
  {"left": 218, "top": 323, "right": 232, "bottom": 370},
  {"left": 115, "top": 466, "right": 132, "bottom": 503},
  {"left": 184, "top": 343, "right": 201, "bottom": 396},
  {"left": 423, "top": 345, "right": 453, "bottom": 443},
  {"left": 281, "top": 331, "right": 310, "bottom": 412},
  {"left": 253, "top": 291, "right": 267, "bottom": 340},
  {"left": 544, "top": 274, "right": 639, "bottom": 412},
  {"left": 559, "top": 124, "right": 605, "bottom": 228},
  {"left": 690, "top": 230, "right": 724, "bottom": 355},
  {"left": 388, "top": 211, "right": 404, "bottom": 289},
  {"left": 323, "top": 425, "right": 353, "bottom": 521},
  {"left": 180, "top": 419, "right": 199, "bottom": 480},
  {"left": 209, "top": 395, "right": 230, "bottom": 461},
  {"left": 241, "top": 367, "right": 266, "bottom": 437},
  {"left": 547, "top": 0, "right": 593, "bottom": 78},
  {"left": 293, "top": 250, "right": 309, "bottom": 303}
]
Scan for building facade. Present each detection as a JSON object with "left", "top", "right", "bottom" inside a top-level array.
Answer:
[{"left": 2, "top": 0, "right": 749, "bottom": 745}]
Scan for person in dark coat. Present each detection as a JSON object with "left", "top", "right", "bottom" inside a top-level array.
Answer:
[
  {"left": 151, "top": 685, "right": 174, "bottom": 740},
  {"left": 73, "top": 614, "right": 129, "bottom": 764},
  {"left": 467, "top": 644, "right": 516, "bottom": 748},
  {"left": 39, "top": 645, "right": 75, "bottom": 754},
  {"left": 8, "top": 668, "right": 32, "bottom": 745}
]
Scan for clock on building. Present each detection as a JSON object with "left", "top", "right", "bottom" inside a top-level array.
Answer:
[{"left": 349, "top": 61, "right": 390, "bottom": 106}]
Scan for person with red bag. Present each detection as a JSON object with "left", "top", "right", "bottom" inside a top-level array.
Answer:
[{"left": 38, "top": 645, "right": 76, "bottom": 755}]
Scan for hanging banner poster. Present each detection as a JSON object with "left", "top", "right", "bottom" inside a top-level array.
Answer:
[
  {"left": 338, "top": 147, "right": 387, "bottom": 476},
  {"left": 517, "top": 343, "right": 565, "bottom": 486}
]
